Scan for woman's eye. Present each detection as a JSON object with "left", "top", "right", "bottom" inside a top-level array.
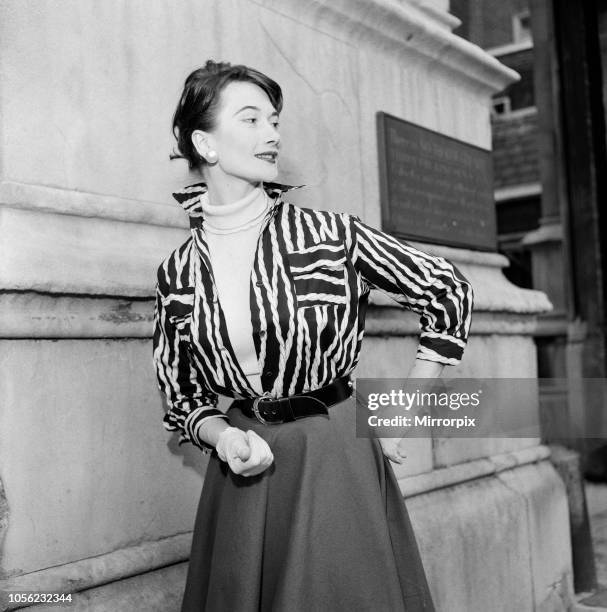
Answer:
[{"left": 243, "top": 117, "right": 257, "bottom": 124}]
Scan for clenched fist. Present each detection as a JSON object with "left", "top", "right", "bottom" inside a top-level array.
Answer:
[{"left": 216, "top": 427, "right": 274, "bottom": 476}]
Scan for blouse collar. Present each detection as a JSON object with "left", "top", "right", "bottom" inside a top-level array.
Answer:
[{"left": 172, "top": 181, "right": 304, "bottom": 220}]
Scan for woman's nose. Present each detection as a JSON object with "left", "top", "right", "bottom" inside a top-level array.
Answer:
[{"left": 265, "top": 122, "right": 280, "bottom": 146}]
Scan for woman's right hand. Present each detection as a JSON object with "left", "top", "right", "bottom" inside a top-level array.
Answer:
[{"left": 215, "top": 427, "right": 274, "bottom": 476}]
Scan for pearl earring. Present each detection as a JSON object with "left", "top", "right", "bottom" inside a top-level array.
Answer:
[{"left": 206, "top": 150, "right": 218, "bottom": 165}]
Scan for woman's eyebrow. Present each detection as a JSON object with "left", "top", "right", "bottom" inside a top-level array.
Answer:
[{"left": 234, "top": 105, "right": 279, "bottom": 117}]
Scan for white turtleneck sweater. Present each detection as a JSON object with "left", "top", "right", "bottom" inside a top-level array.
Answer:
[{"left": 201, "top": 186, "right": 268, "bottom": 395}]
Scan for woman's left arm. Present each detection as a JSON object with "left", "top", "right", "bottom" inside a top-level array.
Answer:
[
  {"left": 344, "top": 213, "right": 474, "bottom": 366},
  {"left": 408, "top": 359, "right": 445, "bottom": 379},
  {"left": 379, "top": 359, "right": 445, "bottom": 463},
  {"left": 344, "top": 214, "right": 473, "bottom": 463}
]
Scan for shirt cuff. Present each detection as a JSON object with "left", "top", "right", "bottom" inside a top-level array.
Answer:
[
  {"left": 417, "top": 332, "right": 467, "bottom": 365},
  {"left": 184, "top": 408, "right": 230, "bottom": 453}
]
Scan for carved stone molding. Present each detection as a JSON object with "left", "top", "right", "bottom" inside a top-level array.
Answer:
[
  {"left": 254, "top": 0, "right": 518, "bottom": 95},
  {"left": 0, "top": 181, "right": 185, "bottom": 229}
]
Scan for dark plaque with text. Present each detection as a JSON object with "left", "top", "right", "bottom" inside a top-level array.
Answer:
[{"left": 377, "top": 112, "right": 496, "bottom": 251}]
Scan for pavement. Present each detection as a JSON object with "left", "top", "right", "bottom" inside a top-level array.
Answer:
[{"left": 575, "top": 482, "right": 607, "bottom": 610}]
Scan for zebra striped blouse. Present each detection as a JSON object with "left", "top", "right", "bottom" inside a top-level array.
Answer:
[{"left": 153, "top": 181, "right": 474, "bottom": 450}]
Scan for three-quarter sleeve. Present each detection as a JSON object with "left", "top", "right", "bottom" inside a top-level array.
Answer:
[
  {"left": 153, "top": 263, "right": 228, "bottom": 452},
  {"left": 346, "top": 215, "right": 473, "bottom": 365}
]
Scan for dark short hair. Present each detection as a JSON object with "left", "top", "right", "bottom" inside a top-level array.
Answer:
[{"left": 171, "top": 60, "right": 283, "bottom": 170}]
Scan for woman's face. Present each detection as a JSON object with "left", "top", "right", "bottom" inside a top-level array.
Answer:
[{"left": 201, "top": 80, "right": 281, "bottom": 184}]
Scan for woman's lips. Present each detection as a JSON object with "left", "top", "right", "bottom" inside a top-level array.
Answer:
[{"left": 255, "top": 152, "right": 278, "bottom": 163}]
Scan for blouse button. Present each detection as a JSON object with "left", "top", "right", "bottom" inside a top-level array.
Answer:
[
  {"left": 255, "top": 281, "right": 264, "bottom": 287},
  {"left": 259, "top": 330, "right": 267, "bottom": 338}
]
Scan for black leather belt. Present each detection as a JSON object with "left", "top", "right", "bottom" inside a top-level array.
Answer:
[{"left": 233, "top": 377, "right": 354, "bottom": 425}]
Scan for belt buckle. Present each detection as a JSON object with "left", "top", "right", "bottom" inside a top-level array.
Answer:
[{"left": 252, "top": 395, "right": 274, "bottom": 425}]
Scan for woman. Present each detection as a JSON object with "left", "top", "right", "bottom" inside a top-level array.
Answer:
[{"left": 153, "top": 60, "right": 473, "bottom": 611}]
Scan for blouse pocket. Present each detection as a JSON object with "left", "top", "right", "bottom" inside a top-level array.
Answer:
[
  {"left": 162, "top": 290, "right": 195, "bottom": 333},
  {"left": 286, "top": 241, "right": 348, "bottom": 308}
]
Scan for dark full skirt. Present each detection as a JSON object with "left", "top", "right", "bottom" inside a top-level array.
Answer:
[{"left": 181, "top": 396, "right": 436, "bottom": 612}]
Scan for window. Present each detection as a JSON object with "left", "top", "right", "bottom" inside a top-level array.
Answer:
[
  {"left": 512, "top": 10, "right": 532, "bottom": 44},
  {"left": 492, "top": 96, "right": 512, "bottom": 117}
]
